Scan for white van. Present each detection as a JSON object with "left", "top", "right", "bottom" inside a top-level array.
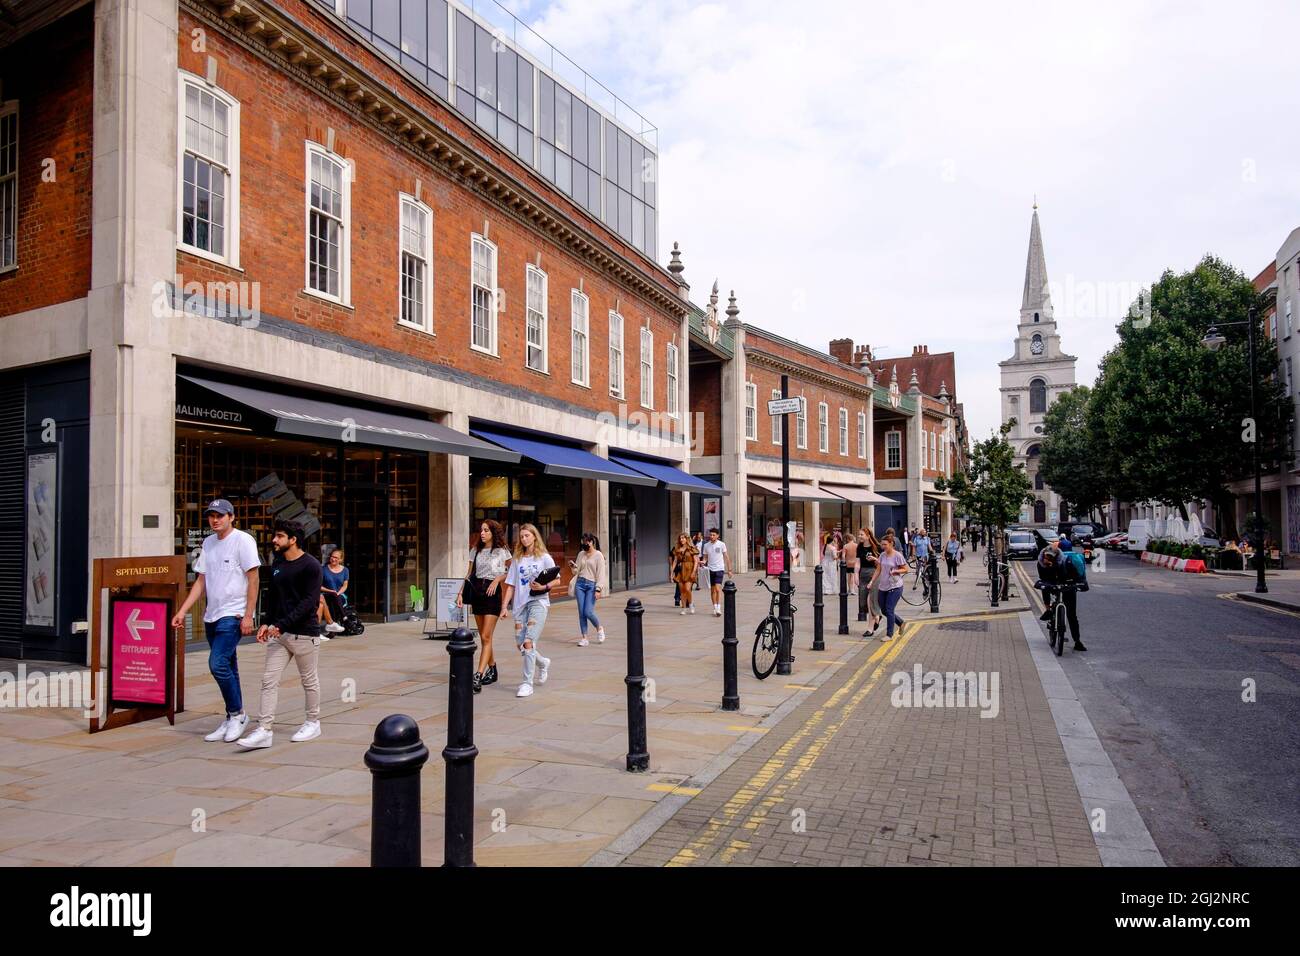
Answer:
[{"left": 1123, "top": 519, "right": 1164, "bottom": 552}]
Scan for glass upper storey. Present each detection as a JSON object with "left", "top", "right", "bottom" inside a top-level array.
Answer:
[{"left": 313, "top": 0, "right": 659, "bottom": 260}]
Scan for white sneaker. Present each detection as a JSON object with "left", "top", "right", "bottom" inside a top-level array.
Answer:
[
  {"left": 537, "top": 657, "right": 551, "bottom": 684},
  {"left": 577, "top": 636, "right": 590, "bottom": 646},
  {"left": 325, "top": 622, "right": 345, "bottom": 633},
  {"left": 204, "top": 718, "right": 231, "bottom": 742},
  {"left": 597, "top": 627, "right": 606, "bottom": 643},
  {"left": 689, "top": 606, "right": 695, "bottom": 615},
  {"left": 223, "top": 713, "right": 249, "bottom": 742},
  {"left": 291, "top": 721, "right": 321, "bottom": 742},
  {"left": 680, "top": 608, "right": 687, "bottom": 615},
  {"left": 236, "top": 727, "right": 273, "bottom": 749},
  {"left": 516, "top": 683, "right": 534, "bottom": 698},
  {"left": 714, "top": 606, "right": 722, "bottom": 617},
  {"left": 318, "top": 634, "right": 332, "bottom": 642}
]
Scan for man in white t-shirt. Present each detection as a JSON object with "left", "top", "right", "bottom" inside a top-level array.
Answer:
[
  {"left": 172, "top": 499, "right": 262, "bottom": 743},
  {"left": 701, "top": 527, "right": 732, "bottom": 617}
]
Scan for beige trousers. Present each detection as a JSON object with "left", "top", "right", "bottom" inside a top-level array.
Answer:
[{"left": 258, "top": 632, "right": 321, "bottom": 731}]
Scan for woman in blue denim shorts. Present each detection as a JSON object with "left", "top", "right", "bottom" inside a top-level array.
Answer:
[{"left": 501, "top": 523, "right": 559, "bottom": 699}]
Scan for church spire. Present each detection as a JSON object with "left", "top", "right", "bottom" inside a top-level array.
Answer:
[{"left": 1020, "top": 205, "right": 1053, "bottom": 323}]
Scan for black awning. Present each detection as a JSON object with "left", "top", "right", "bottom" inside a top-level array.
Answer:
[{"left": 179, "top": 375, "right": 519, "bottom": 462}]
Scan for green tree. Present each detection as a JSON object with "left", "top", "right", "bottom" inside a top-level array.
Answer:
[
  {"left": 1091, "top": 255, "right": 1291, "bottom": 524},
  {"left": 938, "top": 421, "right": 1035, "bottom": 537},
  {"left": 1038, "top": 386, "right": 1109, "bottom": 521}
]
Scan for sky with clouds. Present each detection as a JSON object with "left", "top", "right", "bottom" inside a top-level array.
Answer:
[{"left": 502, "top": 0, "right": 1300, "bottom": 440}]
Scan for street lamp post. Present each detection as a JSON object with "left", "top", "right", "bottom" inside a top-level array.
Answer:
[{"left": 1203, "top": 306, "right": 1268, "bottom": 594}]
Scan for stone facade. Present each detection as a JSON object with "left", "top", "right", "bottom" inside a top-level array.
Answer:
[{"left": 999, "top": 207, "right": 1077, "bottom": 526}]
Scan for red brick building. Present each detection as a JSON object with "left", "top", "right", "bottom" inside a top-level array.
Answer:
[{"left": 0, "top": 0, "right": 723, "bottom": 660}]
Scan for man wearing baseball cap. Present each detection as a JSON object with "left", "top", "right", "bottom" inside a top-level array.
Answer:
[{"left": 172, "top": 499, "right": 262, "bottom": 742}]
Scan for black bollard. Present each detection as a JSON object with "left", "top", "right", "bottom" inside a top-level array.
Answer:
[
  {"left": 624, "top": 599, "right": 650, "bottom": 772},
  {"left": 812, "top": 564, "right": 825, "bottom": 651},
  {"left": 365, "top": 714, "right": 429, "bottom": 867},
  {"left": 777, "top": 572, "right": 795, "bottom": 675},
  {"left": 442, "top": 626, "right": 478, "bottom": 867},
  {"left": 721, "top": 580, "right": 740, "bottom": 711},
  {"left": 928, "top": 552, "right": 940, "bottom": 613},
  {"left": 837, "top": 560, "right": 850, "bottom": 635},
  {"left": 989, "top": 548, "right": 999, "bottom": 608}
]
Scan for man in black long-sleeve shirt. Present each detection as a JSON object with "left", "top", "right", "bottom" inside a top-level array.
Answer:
[{"left": 236, "top": 519, "right": 323, "bottom": 749}]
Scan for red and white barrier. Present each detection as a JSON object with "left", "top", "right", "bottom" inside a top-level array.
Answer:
[{"left": 1140, "top": 551, "right": 1208, "bottom": 573}]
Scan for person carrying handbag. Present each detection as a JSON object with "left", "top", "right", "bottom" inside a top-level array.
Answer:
[{"left": 944, "top": 532, "right": 964, "bottom": 583}]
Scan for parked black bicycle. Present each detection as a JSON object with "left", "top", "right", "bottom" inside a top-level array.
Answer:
[
  {"left": 753, "top": 578, "right": 796, "bottom": 680},
  {"left": 900, "top": 554, "right": 940, "bottom": 607}
]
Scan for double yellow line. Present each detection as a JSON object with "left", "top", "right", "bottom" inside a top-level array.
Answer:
[{"left": 666, "top": 625, "right": 921, "bottom": 867}]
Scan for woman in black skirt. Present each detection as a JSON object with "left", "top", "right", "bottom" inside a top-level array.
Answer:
[{"left": 456, "top": 519, "right": 511, "bottom": 694}]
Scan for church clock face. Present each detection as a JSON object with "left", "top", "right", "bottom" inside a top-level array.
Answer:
[{"left": 1030, "top": 336, "right": 1044, "bottom": 355}]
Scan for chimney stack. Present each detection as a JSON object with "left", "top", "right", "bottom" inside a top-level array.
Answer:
[{"left": 829, "top": 338, "right": 855, "bottom": 366}]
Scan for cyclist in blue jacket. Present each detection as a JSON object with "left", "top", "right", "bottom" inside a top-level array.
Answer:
[{"left": 1036, "top": 534, "right": 1087, "bottom": 651}]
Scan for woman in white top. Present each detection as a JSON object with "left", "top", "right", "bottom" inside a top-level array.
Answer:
[
  {"left": 821, "top": 531, "right": 841, "bottom": 594},
  {"left": 456, "top": 520, "right": 511, "bottom": 694},
  {"left": 501, "top": 523, "right": 559, "bottom": 699}
]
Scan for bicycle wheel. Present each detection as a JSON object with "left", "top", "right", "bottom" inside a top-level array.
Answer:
[
  {"left": 1053, "top": 603, "right": 1065, "bottom": 656},
  {"left": 901, "top": 572, "right": 927, "bottom": 606},
  {"left": 752, "top": 617, "right": 780, "bottom": 680}
]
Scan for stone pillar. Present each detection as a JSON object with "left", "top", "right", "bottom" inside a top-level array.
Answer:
[
  {"left": 590, "top": 441, "right": 611, "bottom": 587},
  {"left": 720, "top": 316, "right": 747, "bottom": 570},
  {"left": 431, "top": 413, "right": 470, "bottom": 579},
  {"left": 87, "top": 0, "right": 180, "bottom": 562},
  {"left": 906, "top": 411, "right": 924, "bottom": 530}
]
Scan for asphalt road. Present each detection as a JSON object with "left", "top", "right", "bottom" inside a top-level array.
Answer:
[{"left": 1014, "top": 553, "right": 1300, "bottom": 866}]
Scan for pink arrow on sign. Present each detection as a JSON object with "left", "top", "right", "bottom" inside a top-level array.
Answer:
[{"left": 126, "top": 607, "right": 155, "bottom": 642}]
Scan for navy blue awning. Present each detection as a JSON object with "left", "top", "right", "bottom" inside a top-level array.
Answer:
[
  {"left": 470, "top": 428, "right": 656, "bottom": 485},
  {"left": 609, "top": 454, "right": 730, "bottom": 495}
]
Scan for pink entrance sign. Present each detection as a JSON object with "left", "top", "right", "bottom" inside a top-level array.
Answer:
[
  {"left": 110, "top": 599, "right": 170, "bottom": 706},
  {"left": 766, "top": 549, "right": 785, "bottom": 576}
]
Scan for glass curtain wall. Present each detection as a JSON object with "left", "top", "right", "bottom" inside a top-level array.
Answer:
[{"left": 316, "top": 0, "right": 656, "bottom": 257}]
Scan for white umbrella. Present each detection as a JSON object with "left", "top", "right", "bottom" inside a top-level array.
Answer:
[{"left": 1187, "top": 513, "right": 1204, "bottom": 541}]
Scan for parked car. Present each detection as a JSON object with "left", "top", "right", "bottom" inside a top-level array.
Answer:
[
  {"left": 1096, "top": 531, "right": 1127, "bottom": 549},
  {"left": 1007, "top": 529, "right": 1041, "bottom": 560}
]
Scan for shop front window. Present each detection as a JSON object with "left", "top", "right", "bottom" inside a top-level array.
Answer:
[
  {"left": 470, "top": 465, "right": 582, "bottom": 593},
  {"left": 175, "top": 426, "right": 426, "bottom": 627}
]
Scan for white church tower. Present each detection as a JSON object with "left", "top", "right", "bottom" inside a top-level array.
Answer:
[{"left": 998, "top": 205, "right": 1077, "bottom": 526}]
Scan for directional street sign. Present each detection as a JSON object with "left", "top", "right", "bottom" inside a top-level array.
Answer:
[
  {"left": 125, "top": 606, "right": 155, "bottom": 642},
  {"left": 767, "top": 397, "right": 803, "bottom": 416}
]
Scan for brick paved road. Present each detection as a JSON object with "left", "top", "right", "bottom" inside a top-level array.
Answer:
[{"left": 623, "top": 613, "right": 1101, "bottom": 866}]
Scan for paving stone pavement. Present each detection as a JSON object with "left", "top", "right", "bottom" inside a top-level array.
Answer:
[
  {"left": 0, "top": 569, "right": 917, "bottom": 867},
  {"left": 620, "top": 603, "right": 1102, "bottom": 867},
  {"left": 0, "top": 566, "right": 1050, "bottom": 867}
]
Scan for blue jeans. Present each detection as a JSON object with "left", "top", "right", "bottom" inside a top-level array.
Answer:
[
  {"left": 206, "top": 616, "right": 243, "bottom": 715},
  {"left": 880, "top": 587, "right": 903, "bottom": 637},
  {"left": 575, "top": 578, "right": 601, "bottom": 635}
]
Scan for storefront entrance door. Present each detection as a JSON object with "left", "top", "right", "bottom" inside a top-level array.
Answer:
[
  {"left": 610, "top": 509, "right": 638, "bottom": 592},
  {"left": 344, "top": 481, "right": 388, "bottom": 622}
]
